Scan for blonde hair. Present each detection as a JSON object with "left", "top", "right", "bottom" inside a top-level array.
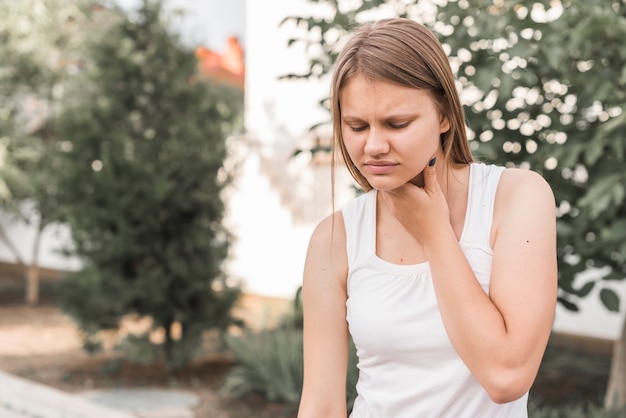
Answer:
[{"left": 331, "top": 18, "right": 473, "bottom": 192}]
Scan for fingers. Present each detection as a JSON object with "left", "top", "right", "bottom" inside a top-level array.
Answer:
[{"left": 423, "top": 156, "right": 438, "bottom": 193}]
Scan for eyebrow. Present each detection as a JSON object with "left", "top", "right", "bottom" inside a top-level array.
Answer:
[{"left": 341, "top": 113, "right": 417, "bottom": 122}]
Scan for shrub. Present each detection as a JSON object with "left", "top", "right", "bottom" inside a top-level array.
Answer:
[
  {"left": 53, "top": 1, "right": 243, "bottom": 369},
  {"left": 221, "top": 328, "right": 304, "bottom": 403},
  {"left": 529, "top": 399, "right": 626, "bottom": 417}
]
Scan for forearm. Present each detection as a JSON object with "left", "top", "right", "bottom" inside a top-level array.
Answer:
[
  {"left": 298, "top": 328, "right": 349, "bottom": 418},
  {"left": 424, "top": 226, "right": 536, "bottom": 401}
]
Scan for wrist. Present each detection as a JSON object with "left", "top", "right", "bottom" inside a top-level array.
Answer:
[{"left": 421, "top": 223, "right": 457, "bottom": 258}]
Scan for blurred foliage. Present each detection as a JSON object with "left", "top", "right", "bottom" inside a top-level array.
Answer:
[
  {"left": 223, "top": 286, "right": 359, "bottom": 411},
  {"left": 0, "top": 0, "right": 248, "bottom": 368},
  {"left": 0, "top": 0, "right": 102, "bottom": 302},
  {"left": 0, "top": 0, "right": 98, "bottom": 214},
  {"left": 528, "top": 400, "right": 626, "bottom": 417},
  {"left": 282, "top": 0, "right": 626, "bottom": 313},
  {"left": 222, "top": 328, "right": 305, "bottom": 403},
  {"left": 277, "top": 284, "right": 304, "bottom": 329}
]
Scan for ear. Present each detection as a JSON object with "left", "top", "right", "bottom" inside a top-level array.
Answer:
[{"left": 439, "top": 115, "right": 451, "bottom": 134}]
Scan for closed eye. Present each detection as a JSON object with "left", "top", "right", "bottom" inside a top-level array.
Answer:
[
  {"left": 349, "top": 125, "right": 368, "bottom": 132},
  {"left": 388, "top": 121, "right": 410, "bottom": 129}
]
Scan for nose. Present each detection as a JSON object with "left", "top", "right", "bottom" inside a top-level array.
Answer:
[{"left": 363, "top": 127, "right": 389, "bottom": 156}]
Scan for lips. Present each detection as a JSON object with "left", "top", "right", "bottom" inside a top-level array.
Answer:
[{"left": 363, "top": 160, "right": 398, "bottom": 175}]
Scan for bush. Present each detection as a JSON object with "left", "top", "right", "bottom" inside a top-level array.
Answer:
[
  {"left": 221, "top": 328, "right": 304, "bottom": 403},
  {"left": 53, "top": 1, "right": 243, "bottom": 369},
  {"left": 529, "top": 400, "right": 626, "bottom": 417}
]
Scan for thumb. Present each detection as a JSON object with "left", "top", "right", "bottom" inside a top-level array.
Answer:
[{"left": 424, "top": 156, "right": 438, "bottom": 192}]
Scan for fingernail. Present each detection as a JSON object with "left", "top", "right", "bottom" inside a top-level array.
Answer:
[{"left": 429, "top": 157, "right": 437, "bottom": 166}]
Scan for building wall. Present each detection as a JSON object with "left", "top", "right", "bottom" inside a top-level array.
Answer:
[{"left": 223, "top": 0, "right": 355, "bottom": 299}]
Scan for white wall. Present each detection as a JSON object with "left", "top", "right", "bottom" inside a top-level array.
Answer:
[
  {"left": 223, "top": 146, "right": 314, "bottom": 298},
  {"left": 224, "top": 0, "right": 345, "bottom": 299},
  {"left": 244, "top": 0, "right": 332, "bottom": 145},
  {"left": 552, "top": 268, "right": 626, "bottom": 340}
]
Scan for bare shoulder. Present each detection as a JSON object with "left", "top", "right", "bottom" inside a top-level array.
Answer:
[
  {"left": 492, "top": 168, "right": 556, "bottom": 241},
  {"left": 309, "top": 210, "right": 346, "bottom": 249},
  {"left": 496, "top": 168, "right": 555, "bottom": 211},
  {"left": 304, "top": 210, "right": 348, "bottom": 289}
]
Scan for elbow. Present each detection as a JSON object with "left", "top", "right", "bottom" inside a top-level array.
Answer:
[
  {"left": 297, "top": 406, "right": 348, "bottom": 418},
  {"left": 482, "top": 367, "right": 533, "bottom": 404},
  {"left": 487, "top": 386, "right": 528, "bottom": 405},
  {"left": 298, "top": 392, "right": 348, "bottom": 418}
]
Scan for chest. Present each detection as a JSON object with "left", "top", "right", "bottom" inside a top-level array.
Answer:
[
  {"left": 346, "top": 271, "right": 454, "bottom": 364},
  {"left": 375, "top": 192, "right": 468, "bottom": 265}
]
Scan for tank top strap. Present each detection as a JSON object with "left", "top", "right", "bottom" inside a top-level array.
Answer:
[
  {"left": 461, "top": 163, "right": 506, "bottom": 251},
  {"left": 342, "top": 190, "right": 377, "bottom": 272}
]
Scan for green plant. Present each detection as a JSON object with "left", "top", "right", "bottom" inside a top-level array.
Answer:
[
  {"left": 0, "top": 0, "right": 95, "bottom": 303},
  {"left": 53, "top": 0, "right": 243, "bottom": 369},
  {"left": 345, "top": 337, "right": 359, "bottom": 412},
  {"left": 529, "top": 399, "right": 626, "bottom": 417},
  {"left": 222, "top": 286, "right": 360, "bottom": 411},
  {"left": 221, "top": 328, "right": 304, "bottom": 403},
  {"left": 278, "top": 285, "right": 304, "bottom": 330}
]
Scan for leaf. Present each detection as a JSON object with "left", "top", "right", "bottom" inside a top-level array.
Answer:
[
  {"left": 586, "top": 193, "right": 612, "bottom": 219},
  {"left": 600, "top": 219, "right": 626, "bottom": 244},
  {"left": 602, "top": 271, "right": 625, "bottom": 281},
  {"left": 575, "top": 281, "right": 595, "bottom": 298},
  {"left": 600, "top": 288, "right": 620, "bottom": 312},
  {"left": 557, "top": 296, "right": 580, "bottom": 312},
  {"left": 545, "top": 46, "right": 564, "bottom": 70},
  {"left": 578, "top": 173, "right": 622, "bottom": 219},
  {"left": 558, "top": 143, "right": 584, "bottom": 169},
  {"left": 596, "top": 112, "right": 626, "bottom": 142},
  {"left": 556, "top": 219, "right": 574, "bottom": 237},
  {"left": 584, "top": 140, "right": 605, "bottom": 166}
]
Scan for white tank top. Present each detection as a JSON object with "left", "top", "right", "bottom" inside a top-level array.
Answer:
[{"left": 343, "top": 163, "right": 528, "bottom": 418}]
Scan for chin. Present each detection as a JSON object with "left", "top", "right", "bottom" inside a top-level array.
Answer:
[{"left": 368, "top": 180, "right": 406, "bottom": 192}]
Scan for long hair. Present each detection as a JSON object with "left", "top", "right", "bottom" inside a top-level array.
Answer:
[{"left": 330, "top": 18, "right": 473, "bottom": 192}]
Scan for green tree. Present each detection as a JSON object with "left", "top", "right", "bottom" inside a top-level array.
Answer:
[
  {"left": 0, "top": 0, "right": 93, "bottom": 303},
  {"left": 53, "top": 0, "right": 243, "bottom": 369},
  {"left": 282, "top": 0, "right": 626, "bottom": 408}
]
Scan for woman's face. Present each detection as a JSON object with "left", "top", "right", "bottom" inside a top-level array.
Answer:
[{"left": 340, "top": 75, "right": 449, "bottom": 191}]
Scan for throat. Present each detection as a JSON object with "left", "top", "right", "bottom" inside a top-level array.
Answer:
[
  {"left": 409, "top": 173, "right": 424, "bottom": 187},
  {"left": 444, "top": 166, "right": 471, "bottom": 240}
]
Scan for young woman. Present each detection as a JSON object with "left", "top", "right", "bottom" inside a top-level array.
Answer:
[{"left": 297, "top": 18, "right": 557, "bottom": 418}]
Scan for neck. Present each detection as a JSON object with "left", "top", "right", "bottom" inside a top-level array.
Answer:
[{"left": 435, "top": 162, "right": 469, "bottom": 206}]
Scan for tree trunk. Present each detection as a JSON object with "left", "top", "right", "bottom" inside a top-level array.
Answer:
[
  {"left": 25, "top": 217, "right": 44, "bottom": 305},
  {"left": 0, "top": 222, "right": 25, "bottom": 266},
  {"left": 605, "top": 314, "right": 626, "bottom": 409},
  {"left": 163, "top": 319, "right": 175, "bottom": 369}
]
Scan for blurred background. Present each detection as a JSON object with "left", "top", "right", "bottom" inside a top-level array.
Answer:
[{"left": 1, "top": 0, "right": 625, "bottom": 417}]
